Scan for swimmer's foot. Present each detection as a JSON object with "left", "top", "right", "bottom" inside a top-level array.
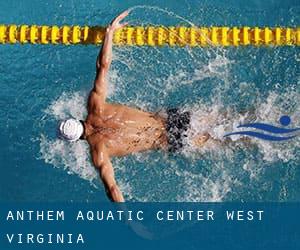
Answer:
[{"left": 193, "top": 133, "right": 210, "bottom": 147}]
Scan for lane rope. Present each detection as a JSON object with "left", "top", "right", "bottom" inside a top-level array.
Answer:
[{"left": 0, "top": 25, "right": 299, "bottom": 46}]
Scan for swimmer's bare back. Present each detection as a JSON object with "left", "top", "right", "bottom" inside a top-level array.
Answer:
[
  {"left": 86, "top": 102, "right": 168, "bottom": 156},
  {"left": 80, "top": 11, "right": 168, "bottom": 202}
]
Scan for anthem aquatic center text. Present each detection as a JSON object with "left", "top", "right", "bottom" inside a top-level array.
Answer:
[{"left": 4, "top": 209, "right": 264, "bottom": 245}]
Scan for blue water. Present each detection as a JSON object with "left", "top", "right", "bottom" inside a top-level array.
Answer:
[{"left": 0, "top": 0, "right": 299, "bottom": 202}]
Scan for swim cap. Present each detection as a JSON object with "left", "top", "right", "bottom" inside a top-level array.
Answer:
[{"left": 58, "top": 118, "right": 84, "bottom": 142}]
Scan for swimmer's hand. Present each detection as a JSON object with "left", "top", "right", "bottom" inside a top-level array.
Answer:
[{"left": 107, "top": 10, "right": 129, "bottom": 33}]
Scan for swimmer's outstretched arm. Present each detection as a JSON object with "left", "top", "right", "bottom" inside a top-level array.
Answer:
[
  {"left": 92, "top": 143, "right": 125, "bottom": 202},
  {"left": 93, "top": 11, "right": 129, "bottom": 101}
]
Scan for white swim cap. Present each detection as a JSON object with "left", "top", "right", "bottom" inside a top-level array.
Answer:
[{"left": 58, "top": 118, "right": 84, "bottom": 142}]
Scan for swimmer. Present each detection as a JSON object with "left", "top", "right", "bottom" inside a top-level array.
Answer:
[{"left": 58, "top": 11, "right": 211, "bottom": 202}]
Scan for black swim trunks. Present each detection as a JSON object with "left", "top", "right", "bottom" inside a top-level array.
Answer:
[{"left": 166, "top": 108, "right": 191, "bottom": 153}]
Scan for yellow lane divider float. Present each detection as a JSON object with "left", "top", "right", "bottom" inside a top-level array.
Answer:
[{"left": 0, "top": 25, "right": 299, "bottom": 46}]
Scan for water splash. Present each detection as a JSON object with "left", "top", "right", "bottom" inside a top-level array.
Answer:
[
  {"left": 37, "top": 6, "right": 300, "bottom": 202},
  {"left": 39, "top": 89, "right": 300, "bottom": 202}
]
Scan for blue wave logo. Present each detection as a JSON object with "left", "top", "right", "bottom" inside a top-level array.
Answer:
[{"left": 224, "top": 116, "right": 300, "bottom": 141}]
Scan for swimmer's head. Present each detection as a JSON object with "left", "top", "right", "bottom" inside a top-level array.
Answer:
[{"left": 57, "top": 118, "right": 84, "bottom": 142}]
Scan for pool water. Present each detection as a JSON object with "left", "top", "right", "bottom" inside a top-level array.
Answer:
[{"left": 0, "top": 0, "right": 299, "bottom": 202}]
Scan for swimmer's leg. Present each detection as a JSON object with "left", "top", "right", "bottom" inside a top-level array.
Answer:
[
  {"left": 189, "top": 114, "right": 217, "bottom": 147},
  {"left": 189, "top": 107, "right": 260, "bottom": 149},
  {"left": 192, "top": 132, "right": 211, "bottom": 147},
  {"left": 192, "top": 133, "right": 254, "bottom": 148}
]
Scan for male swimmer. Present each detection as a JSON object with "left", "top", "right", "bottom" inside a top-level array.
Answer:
[{"left": 58, "top": 11, "right": 210, "bottom": 202}]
